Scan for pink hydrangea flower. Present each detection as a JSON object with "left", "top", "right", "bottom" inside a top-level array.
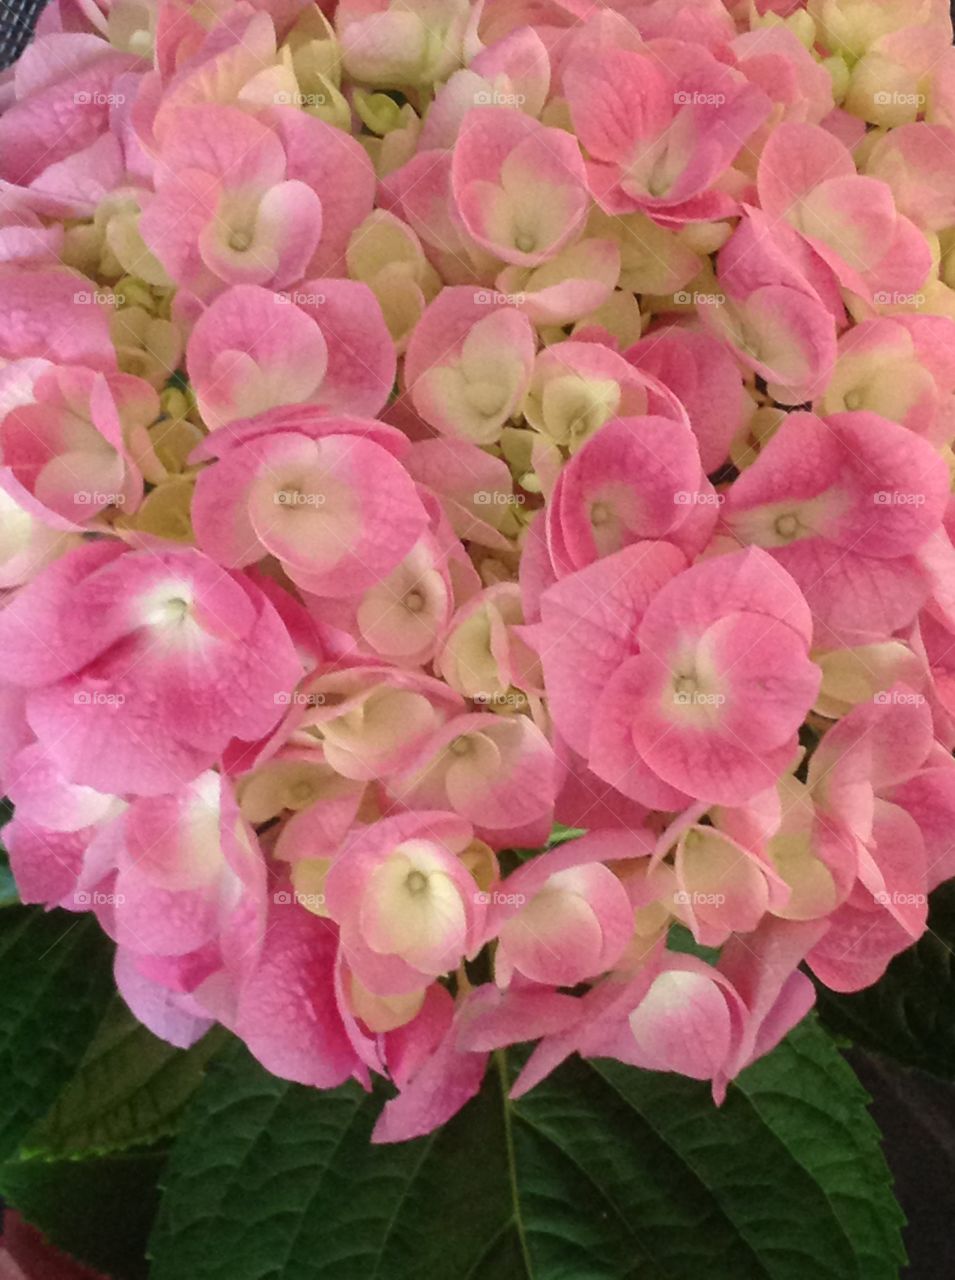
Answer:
[
  {"left": 186, "top": 281, "right": 396, "bottom": 428},
  {"left": 451, "top": 107, "right": 589, "bottom": 267},
  {"left": 545, "top": 415, "right": 715, "bottom": 578},
  {"left": 192, "top": 417, "right": 429, "bottom": 597},
  {"left": 757, "top": 121, "right": 930, "bottom": 301},
  {"left": 140, "top": 104, "right": 326, "bottom": 296},
  {"left": 541, "top": 546, "right": 819, "bottom": 806},
  {"left": 403, "top": 286, "right": 536, "bottom": 444},
  {"left": 0, "top": 542, "right": 302, "bottom": 794},
  {"left": 324, "top": 811, "right": 487, "bottom": 995},
  {"left": 563, "top": 42, "right": 770, "bottom": 220},
  {"left": 4, "top": 0, "right": 955, "bottom": 1145},
  {"left": 722, "top": 409, "right": 950, "bottom": 645},
  {"left": 1, "top": 366, "right": 161, "bottom": 524},
  {"left": 386, "top": 711, "right": 559, "bottom": 848},
  {"left": 0, "top": 34, "right": 141, "bottom": 187},
  {"left": 805, "top": 688, "right": 955, "bottom": 989},
  {"left": 487, "top": 832, "right": 642, "bottom": 987}
]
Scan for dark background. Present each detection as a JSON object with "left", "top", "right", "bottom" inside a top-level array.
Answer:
[
  {"left": 2, "top": 1, "right": 955, "bottom": 1274},
  {"left": 851, "top": 1051, "right": 955, "bottom": 1277},
  {"left": 0, "top": 0, "right": 43, "bottom": 67}
]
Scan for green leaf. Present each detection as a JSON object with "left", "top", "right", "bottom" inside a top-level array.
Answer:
[
  {"left": 0, "top": 910, "right": 220, "bottom": 1279},
  {"left": 732, "top": 1018, "right": 905, "bottom": 1280},
  {"left": 663, "top": 922, "right": 719, "bottom": 963},
  {"left": 0, "top": 908, "right": 113, "bottom": 1160},
  {"left": 0, "top": 907, "right": 170, "bottom": 1278},
  {"left": 814, "top": 879, "right": 955, "bottom": 1079},
  {"left": 548, "top": 823, "right": 586, "bottom": 847},
  {"left": 23, "top": 997, "right": 227, "bottom": 1159},
  {"left": 149, "top": 1018, "right": 902, "bottom": 1280},
  {"left": 0, "top": 802, "right": 20, "bottom": 908},
  {"left": 0, "top": 1146, "right": 166, "bottom": 1280},
  {"left": 0, "top": 860, "right": 21, "bottom": 909},
  {"left": 509, "top": 825, "right": 587, "bottom": 867}
]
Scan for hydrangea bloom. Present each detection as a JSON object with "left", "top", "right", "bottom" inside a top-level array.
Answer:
[{"left": 4, "top": 0, "right": 955, "bottom": 1145}]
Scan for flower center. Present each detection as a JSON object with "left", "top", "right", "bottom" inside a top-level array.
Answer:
[
  {"left": 405, "top": 869, "right": 429, "bottom": 896},
  {"left": 774, "top": 512, "right": 801, "bottom": 540},
  {"left": 288, "top": 778, "right": 318, "bottom": 807}
]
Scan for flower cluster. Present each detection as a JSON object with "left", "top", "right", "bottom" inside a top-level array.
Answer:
[{"left": 2, "top": 0, "right": 955, "bottom": 1142}]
